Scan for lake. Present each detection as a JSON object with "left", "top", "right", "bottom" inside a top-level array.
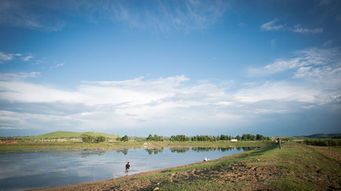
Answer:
[{"left": 0, "top": 147, "right": 254, "bottom": 191}]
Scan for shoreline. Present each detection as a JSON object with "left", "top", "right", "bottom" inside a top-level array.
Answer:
[
  {"left": 30, "top": 143, "right": 341, "bottom": 191},
  {"left": 31, "top": 148, "right": 256, "bottom": 191},
  {"left": 0, "top": 141, "right": 271, "bottom": 154}
]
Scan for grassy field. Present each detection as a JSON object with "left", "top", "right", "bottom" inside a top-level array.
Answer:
[
  {"left": 36, "top": 142, "right": 341, "bottom": 191},
  {"left": 26, "top": 131, "right": 118, "bottom": 139},
  {"left": 0, "top": 140, "right": 271, "bottom": 153}
]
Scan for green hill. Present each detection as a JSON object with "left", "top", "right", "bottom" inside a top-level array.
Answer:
[
  {"left": 305, "top": 133, "right": 341, "bottom": 139},
  {"left": 35, "top": 131, "right": 118, "bottom": 139}
]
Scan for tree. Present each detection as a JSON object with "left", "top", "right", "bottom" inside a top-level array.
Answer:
[
  {"left": 81, "top": 134, "right": 93, "bottom": 143},
  {"left": 120, "top": 135, "right": 129, "bottom": 142},
  {"left": 256, "top": 134, "right": 264, "bottom": 140},
  {"left": 95, "top": 136, "right": 106, "bottom": 143},
  {"left": 146, "top": 134, "right": 164, "bottom": 141},
  {"left": 170, "top": 135, "right": 190, "bottom": 141},
  {"left": 146, "top": 134, "right": 153, "bottom": 141}
]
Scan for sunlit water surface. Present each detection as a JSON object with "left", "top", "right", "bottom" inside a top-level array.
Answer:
[{"left": 0, "top": 147, "right": 254, "bottom": 191}]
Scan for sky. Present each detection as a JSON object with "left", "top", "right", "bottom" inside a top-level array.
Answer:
[{"left": 0, "top": 0, "right": 340, "bottom": 137}]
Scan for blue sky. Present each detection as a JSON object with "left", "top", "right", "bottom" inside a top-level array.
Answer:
[{"left": 0, "top": 0, "right": 340, "bottom": 136}]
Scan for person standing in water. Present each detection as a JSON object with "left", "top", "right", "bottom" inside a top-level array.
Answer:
[{"left": 125, "top": 162, "right": 131, "bottom": 173}]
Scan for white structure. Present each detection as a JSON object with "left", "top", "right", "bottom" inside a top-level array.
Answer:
[{"left": 231, "top": 139, "right": 238, "bottom": 142}]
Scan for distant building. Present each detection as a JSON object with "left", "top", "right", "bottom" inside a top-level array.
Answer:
[{"left": 231, "top": 139, "right": 238, "bottom": 142}]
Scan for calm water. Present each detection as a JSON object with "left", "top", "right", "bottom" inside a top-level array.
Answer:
[{"left": 0, "top": 147, "right": 253, "bottom": 191}]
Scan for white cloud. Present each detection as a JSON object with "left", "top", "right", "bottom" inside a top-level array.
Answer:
[
  {"left": 0, "top": 80, "right": 83, "bottom": 103},
  {"left": 55, "top": 63, "right": 64, "bottom": 67},
  {"left": 246, "top": 47, "right": 341, "bottom": 114},
  {"left": 260, "top": 18, "right": 284, "bottom": 31},
  {"left": 260, "top": 19, "right": 323, "bottom": 34},
  {"left": 248, "top": 48, "right": 339, "bottom": 76},
  {"left": 233, "top": 81, "right": 325, "bottom": 104},
  {"left": 291, "top": 24, "right": 323, "bottom": 34},
  {"left": 0, "top": 52, "right": 13, "bottom": 61},
  {"left": 0, "top": 72, "right": 40, "bottom": 80},
  {"left": 22, "top": 55, "right": 33, "bottom": 61},
  {"left": 0, "top": 52, "right": 36, "bottom": 64},
  {"left": 0, "top": 71, "right": 340, "bottom": 132},
  {"left": 50, "top": 63, "right": 65, "bottom": 69}
]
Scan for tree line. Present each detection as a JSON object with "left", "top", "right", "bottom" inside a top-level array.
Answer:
[
  {"left": 81, "top": 134, "right": 106, "bottom": 143},
  {"left": 81, "top": 133, "right": 269, "bottom": 143},
  {"left": 166, "top": 134, "right": 269, "bottom": 142}
]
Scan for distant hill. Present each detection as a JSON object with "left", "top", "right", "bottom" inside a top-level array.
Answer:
[
  {"left": 299, "top": 133, "right": 341, "bottom": 139},
  {"left": 34, "top": 131, "right": 118, "bottom": 139}
]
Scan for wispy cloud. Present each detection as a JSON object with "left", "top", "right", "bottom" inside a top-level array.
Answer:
[
  {"left": 0, "top": 52, "right": 35, "bottom": 64},
  {"left": 248, "top": 48, "right": 339, "bottom": 76},
  {"left": 49, "top": 63, "right": 64, "bottom": 69},
  {"left": 291, "top": 24, "right": 323, "bottom": 34},
  {"left": 0, "top": 0, "right": 229, "bottom": 33},
  {"left": 0, "top": 72, "right": 40, "bottom": 81},
  {"left": 260, "top": 18, "right": 323, "bottom": 34},
  {"left": 22, "top": 55, "right": 33, "bottom": 61},
  {"left": 247, "top": 47, "right": 341, "bottom": 109},
  {"left": 0, "top": 52, "right": 23, "bottom": 63},
  {"left": 260, "top": 18, "right": 284, "bottom": 31},
  {"left": 0, "top": 52, "right": 14, "bottom": 61},
  {"left": 0, "top": 0, "right": 65, "bottom": 31}
]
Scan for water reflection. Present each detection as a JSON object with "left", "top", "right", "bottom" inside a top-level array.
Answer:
[
  {"left": 116, "top": 149, "right": 128, "bottom": 155},
  {"left": 170, "top": 147, "right": 190, "bottom": 153},
  {"left": 0, "top": 147, "right": 256, "bottom": 191},
  {"left": 145, "top": 147, "right": 164, "bottom": 155},
  {"left": 80, "top": 150, "right": 106, "bottom": 158}
]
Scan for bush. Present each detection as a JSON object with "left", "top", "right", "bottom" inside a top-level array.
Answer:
[{"left": 81, "top": 134, "right": 106, "bottom": 143}]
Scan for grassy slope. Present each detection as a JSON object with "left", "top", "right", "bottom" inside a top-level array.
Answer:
[
  {"left": 37, "top": 143, "right": 341, "bottom": 191},
  {"left": 33, "top": 131, "right": 118, "bottom": 139},
  {"left": 152, "top": 143, "right": 341, "bottom": 191}
]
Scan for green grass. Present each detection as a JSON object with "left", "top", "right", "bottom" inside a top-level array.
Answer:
[
  {"left": 271, "top": 177, "right": 317, "bottom": 191},
  {"left": 0, "top": 141, "right": 146, "bottom": 153},
  {"left": 156, "top": 180, "right": 241, "bottom": 191},
  {"left": 33, "top": 131, "right": 118, "bottom": 139},
  {"left": 127, "top": 143, "right": 340, "bottom": 191}
]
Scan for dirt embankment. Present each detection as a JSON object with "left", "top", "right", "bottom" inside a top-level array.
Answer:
[{"left": 33, "top": 161, "right": 282, "bottom": 191}]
